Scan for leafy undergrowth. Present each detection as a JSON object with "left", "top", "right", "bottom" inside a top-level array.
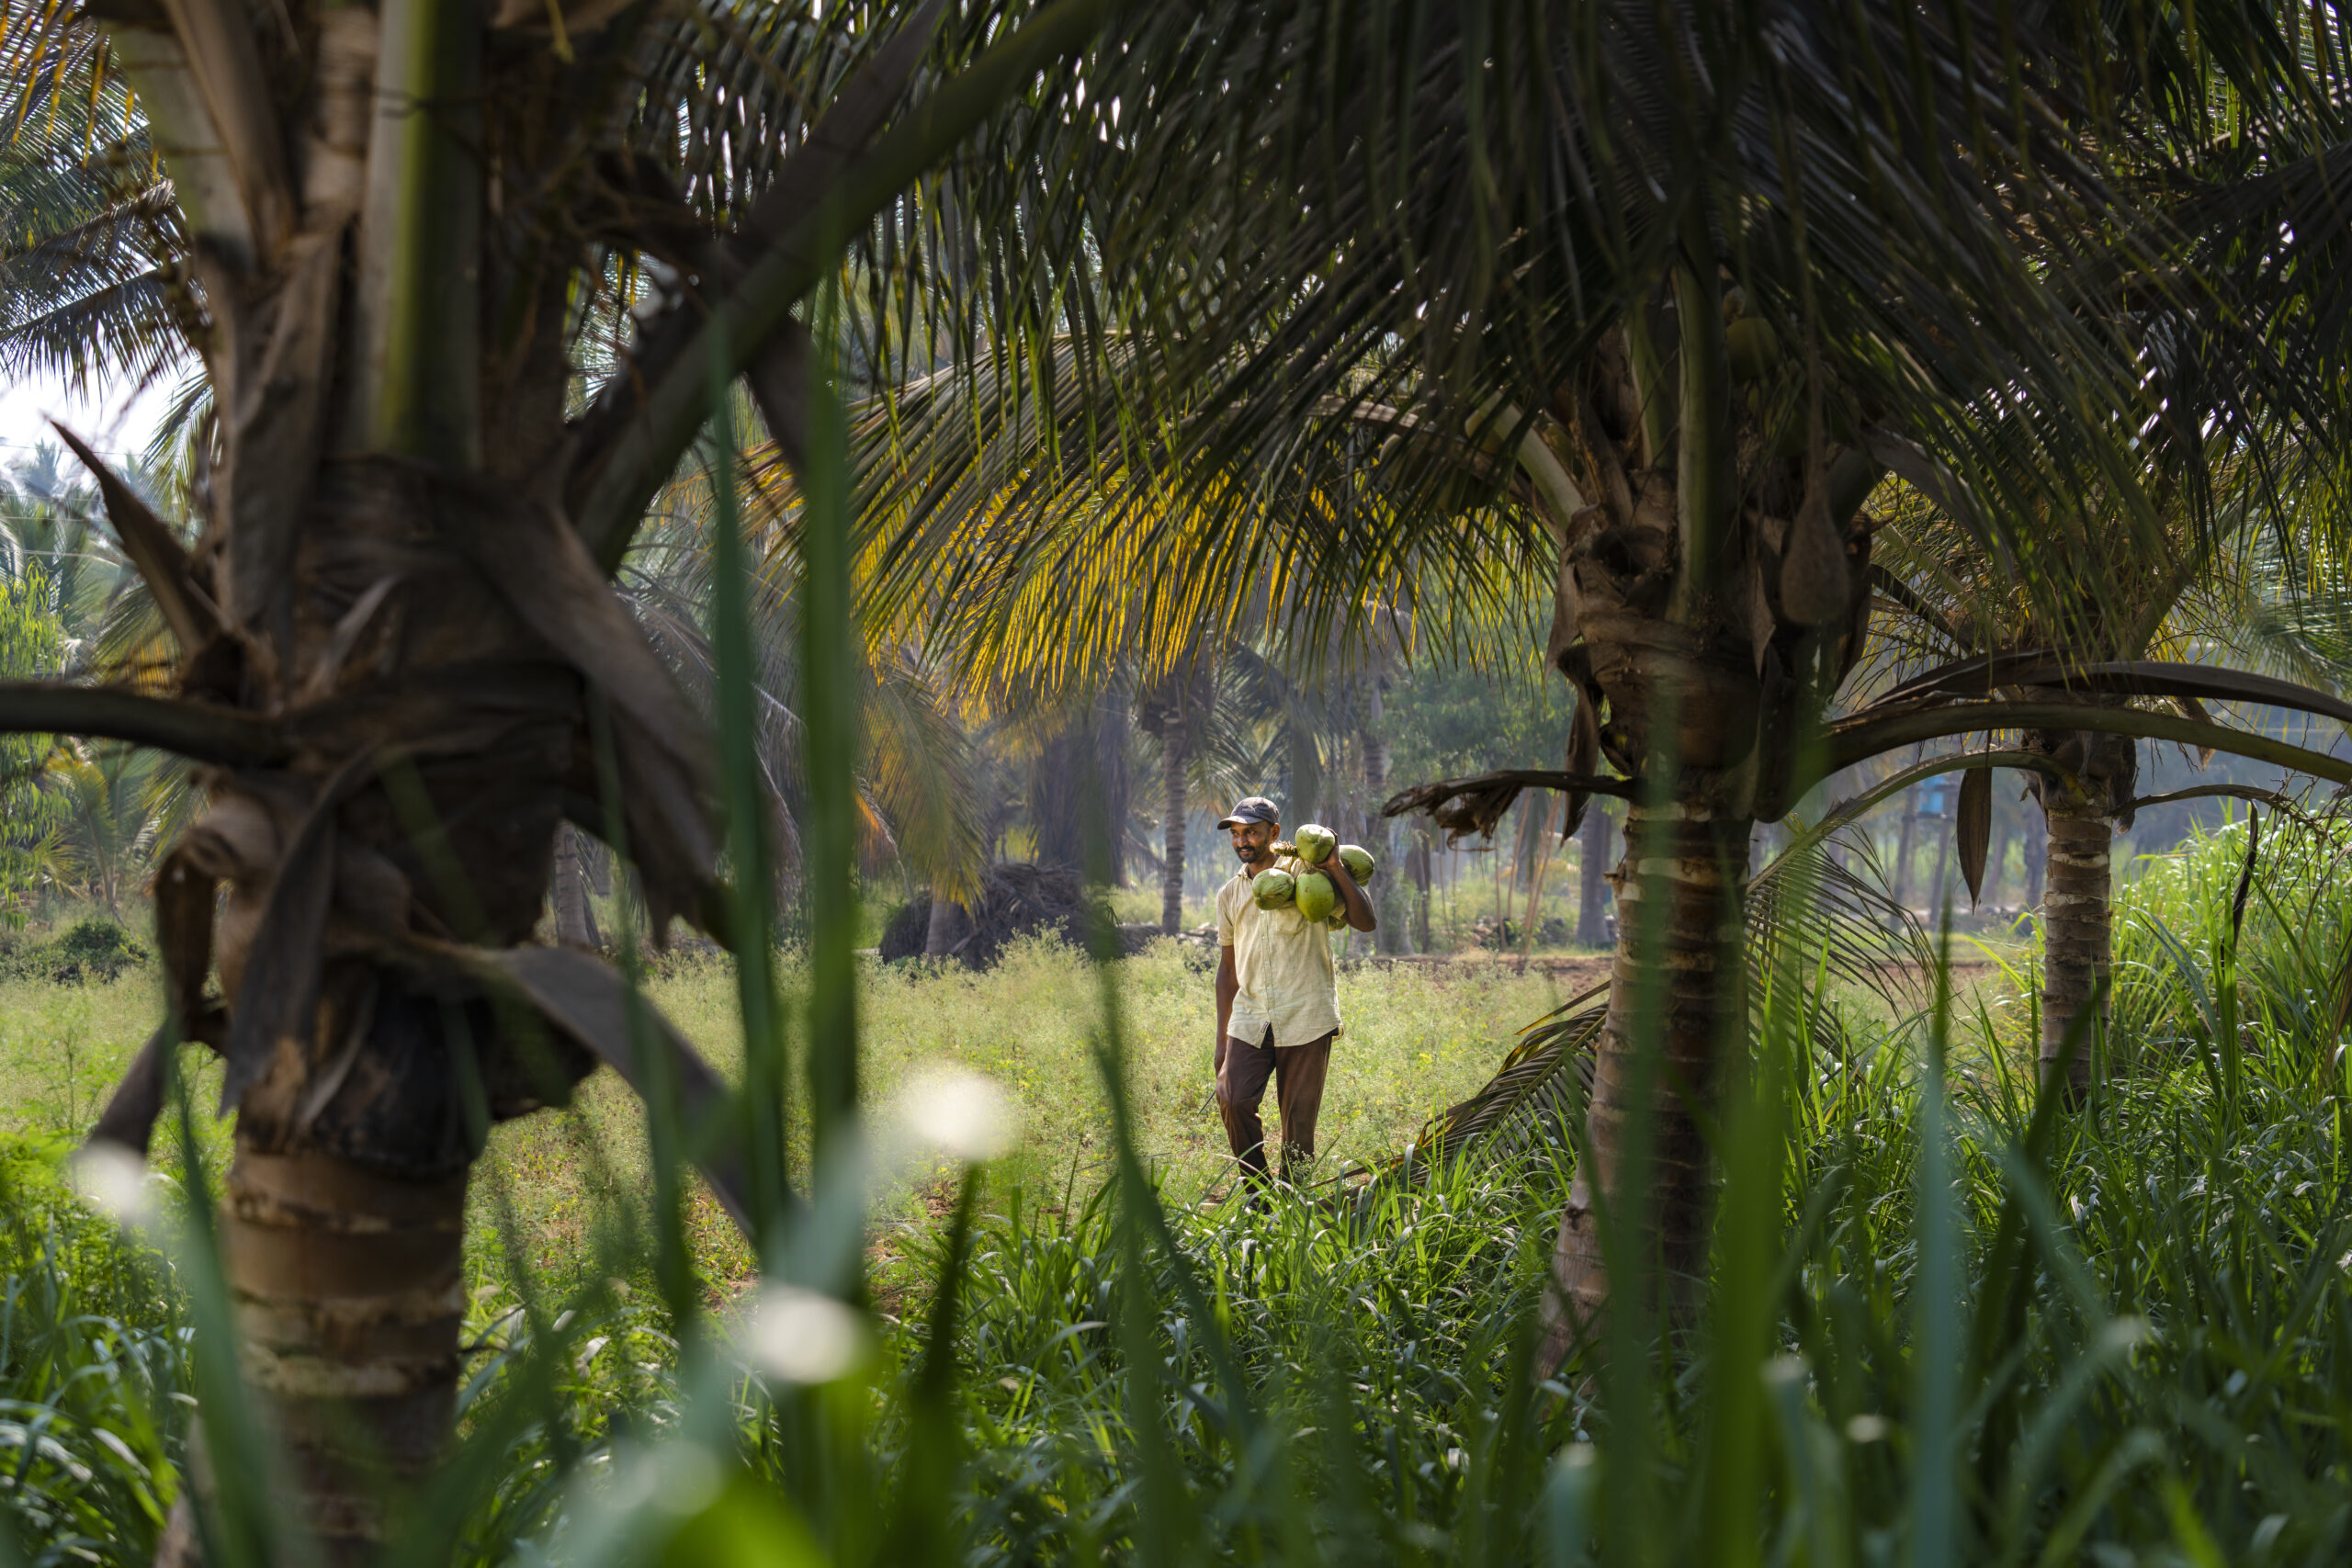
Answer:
[
  {"left": 3, "top": 821, "right": 2350, "bottom": 1562},
  {"left": 0, "top": 1137, "right": 185, "bottom": 1568}
]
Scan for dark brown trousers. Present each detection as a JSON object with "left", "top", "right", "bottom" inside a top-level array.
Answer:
[{"left": 1216, "top": 1029, "right": 1334, "bottom": 1186}]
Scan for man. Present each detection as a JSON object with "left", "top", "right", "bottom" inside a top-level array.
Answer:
[{"left": 1213, "top": 795, "right": 1375, "bottom": 1192}]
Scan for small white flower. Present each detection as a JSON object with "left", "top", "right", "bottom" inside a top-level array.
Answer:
[
  {"left": 746, "top": 1284, "right": 865, "bottom": 1384},
  {"left": 68, "top": 1144, "right": 155, "bottom": 1227},
  {"left": 893, "top": 1066, "right": 1018, "bottom": 1162},
  {"left": 650, "top": 1442, "right": 723, "bottom": 1515},
  {"left": 601, "top": 1439, "right": 723, "bottom": 1519}
]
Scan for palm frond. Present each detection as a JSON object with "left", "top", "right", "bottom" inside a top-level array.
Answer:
[
  {"left": 1360, "top": 827, "right": 1931, "bottom": 1186},
  {"left": 851, "top": 0, "right": 2251, "bottom": 657}
]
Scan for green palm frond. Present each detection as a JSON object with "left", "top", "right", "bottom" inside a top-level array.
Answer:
[
  {"left": 0, "top": 2, "right": 183, "bottom": 392},
  {"left": 617, "top": 468, "right": 990, "bottom": 900},
  {"left": 854, "top": 0, "right": 2241, "bottom": 654},
  {"left": 851, "top": 339, "right": 1535, "bottom": 705},
  {"left": 0, "top": 266, "right": 183, "bottom": 389},
  {"left": 0, "top": 0, "right": 111, "bottom": 139}
]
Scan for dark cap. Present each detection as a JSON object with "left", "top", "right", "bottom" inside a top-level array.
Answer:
[{"left": 1216, "top": 795, "right": 1280, "bottom": 829}]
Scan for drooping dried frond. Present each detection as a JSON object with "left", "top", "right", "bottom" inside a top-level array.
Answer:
[{"left": 1364, "top": 830, "right": 1932, "bottom": 1184}]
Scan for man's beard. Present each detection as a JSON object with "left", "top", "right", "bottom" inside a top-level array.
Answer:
[{"left": 1235, "top": 842, "right": 1264, "bottom": 864}]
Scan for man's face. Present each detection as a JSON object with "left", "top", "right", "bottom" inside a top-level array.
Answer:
[{"left": 1229, "top": 819, "right": 1277, "bottom": 866}]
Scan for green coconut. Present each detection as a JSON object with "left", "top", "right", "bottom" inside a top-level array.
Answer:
[
  {"left": 1294, "top": 823, "right": 1337, "bottom": 864},
  {"left": 1337, "top": 844, "right": 1375, "bottom": 885},
  {"left": 1251, "top": 869, "right": 1297, "bottom": 911},
  {"left": 1294, "top": 870, "right": 1338, "bottom": 922}
]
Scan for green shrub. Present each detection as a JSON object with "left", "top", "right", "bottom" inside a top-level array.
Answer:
[{"left": 0, "top": 919, "right": 151, "bottom": 986}]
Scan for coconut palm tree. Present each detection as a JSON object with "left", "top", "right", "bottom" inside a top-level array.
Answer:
[
  {"left": 1853, "top": 432, "right": 2352, "bottom": 1093},
  {"left": 0, "top": 566, "right": 71, "bottom": 920},
  {"left": 852, "top": 0, "right": 2352, "bottom": 1367},
  {"left": 0, "top": 0, "right": 1125, "bottom": 1550}
]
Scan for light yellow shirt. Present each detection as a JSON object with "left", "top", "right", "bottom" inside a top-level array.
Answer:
[{"left": 1216, "top": 861, "right": 1342, "bottom": 1047}]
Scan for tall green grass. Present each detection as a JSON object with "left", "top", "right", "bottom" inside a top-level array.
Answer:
[
  {"left": 4, "top": 816, "right": 2348, "bottom": 1562},
  {"left": 0, "top": 1137, "right": 185, "bottom": 1567}
]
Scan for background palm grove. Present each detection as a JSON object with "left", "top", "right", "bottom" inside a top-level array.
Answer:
[{"left": 7, "top": 0, "right": 2352, "bottom": 1562}]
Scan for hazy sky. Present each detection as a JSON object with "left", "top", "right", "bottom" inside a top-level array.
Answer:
[{"left": 0, "top": 367, "right": 171, "bottom": 470}]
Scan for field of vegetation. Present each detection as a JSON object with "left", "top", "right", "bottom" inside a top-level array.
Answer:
[
  {"left": 1, "top": 816, "right": 2346, "bottom": 1564},
  {"left": 16, "top": 0, "right": 2352, "bottom": 1562},
  {"left": 0, "top": 931, "right": 1578, "bottom": 1295}
]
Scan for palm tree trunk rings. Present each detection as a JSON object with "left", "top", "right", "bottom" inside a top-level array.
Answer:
[{"left": 1541, "top": 795, "right": 1752, "bottom": 1360}]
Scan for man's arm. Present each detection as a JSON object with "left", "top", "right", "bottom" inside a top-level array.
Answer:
[
  {"left": 1215, "top": 944, "right": 1238, "bottom": 1078},
  {"left": 1216, "top": 944, "right": 1238, "bottom": 1046},
  {"left": 1326, "top": 854, "right": 1376, "bottom": 932}
]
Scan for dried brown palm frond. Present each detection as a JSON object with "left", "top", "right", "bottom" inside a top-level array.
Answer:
[{"left": 1357, "top": 832, "right": 1931, "bottom": 1190}]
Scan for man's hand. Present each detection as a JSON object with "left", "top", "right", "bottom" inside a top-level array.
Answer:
[{"left": 1321, "top": 849, "right": 1377, "bottom": 933}]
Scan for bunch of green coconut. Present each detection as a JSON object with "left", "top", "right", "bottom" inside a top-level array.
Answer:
[{"left": 1250, "top": 823, "right": 1374, "bottom": 928}]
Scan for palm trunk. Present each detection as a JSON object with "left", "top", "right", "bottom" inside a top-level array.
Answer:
[
  {"left": 1409, "top": 825, "right": 1432, "bottom": 952},
  {"left": 2039, "top": 799, "right": 2111, "bottom": 1089},
  {"left": 1521, "top": 793, "right": 1557, "bottom": 952},
  {"left": 1891, "top": 784, "right": 1921, "bottom": 910},
  {"left": 552, "top": 823, "right": 600, "bottom": 948},
  {"left": 1577, "top": 803, "right": 1611, "bottom": 946},
  {"left": 2023, "top": 805, "right": 2048, "bottom": 908},
  {"left": 1363, "top": 681, "right": 1404, "bottom": 954},
  {"left": 73, "top": 0, "right": 1067, "bottom": 1550},
  {"left": 923, "top": 893, "right": 967, "bottom": 957},
  {"left": 222, "top": 1149, "right": 467, "bottom": 1562},
  {"left": 1542, "top": 796, "right": 1750, "bottom": 1354},
  {"left": 2025, "top": 727, "right": 2133, "bottom": 1090},
  {"left": 1929, "top": 808, "right": 1952, "bottom": 913},
  {"left": 1420, "top": 304, "right": 1875, "bottom": 1364},
  {"left": 1983, "top": 812, "right": 2008, "bottom": 908},
  {"left": 1159, "top": 720, "right": 1186, "bottom": 935}
]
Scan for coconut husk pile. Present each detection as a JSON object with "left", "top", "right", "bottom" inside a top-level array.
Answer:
[{"left": 881, "top": 862, "right": 1158, "bottom": 966}]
